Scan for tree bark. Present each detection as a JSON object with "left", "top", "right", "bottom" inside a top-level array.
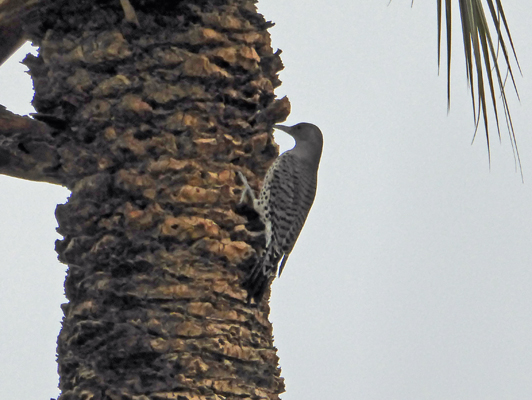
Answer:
[{"left": 5, "top": 0, "right": 291, "bottom": 398}]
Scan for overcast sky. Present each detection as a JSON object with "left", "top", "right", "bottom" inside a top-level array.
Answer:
[{"left": 2, "top": 1, "right": 532, "bottom": 399}]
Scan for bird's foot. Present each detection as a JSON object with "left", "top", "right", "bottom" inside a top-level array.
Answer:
[{"left": 237, "top": 171, "right": 256, "bottom": 204}]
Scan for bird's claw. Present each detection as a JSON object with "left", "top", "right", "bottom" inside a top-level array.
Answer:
[{"left": 237, "top": 171, "right": 256, "bottom": 204}]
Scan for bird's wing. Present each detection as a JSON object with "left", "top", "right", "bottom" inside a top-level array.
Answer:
[
  {"left": 267, "top": 153, "right": 317, "bottom": 263},
  {"left": 243, "top": 153, "right": 317, "bottom": 302}
]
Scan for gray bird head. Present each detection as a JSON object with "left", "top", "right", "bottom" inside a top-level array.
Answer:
[{"left": 273, "top": 123, "right": 323, "bottom": 166}]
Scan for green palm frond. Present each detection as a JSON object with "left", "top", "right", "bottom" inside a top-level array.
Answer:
[{"left": 437, "top": 0, "right": 521, "bottom": 171}]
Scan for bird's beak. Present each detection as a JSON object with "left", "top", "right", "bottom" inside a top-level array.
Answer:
[{"left": 273, "top": 124, "right": 291, "bottom": 134}]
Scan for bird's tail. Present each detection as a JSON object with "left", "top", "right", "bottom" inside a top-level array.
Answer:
[{"left": 243, "top": 244, "right": 282, "bottom": 304}]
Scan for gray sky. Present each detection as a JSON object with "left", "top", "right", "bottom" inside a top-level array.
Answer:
[{"left": 2, "top": 1, "right": 532, "bottom": 399}]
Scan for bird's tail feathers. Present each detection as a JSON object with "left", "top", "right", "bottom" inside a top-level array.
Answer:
[{"left": 243, "top": 245, "right": 282, "bottom": 304}]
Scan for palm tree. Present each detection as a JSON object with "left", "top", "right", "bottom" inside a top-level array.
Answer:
[
  {"left": 0, "top": 0, "right": 521, "bottom": 399},
  {"left": 1, "top": 0, "right": 288, "bottom": 398}
]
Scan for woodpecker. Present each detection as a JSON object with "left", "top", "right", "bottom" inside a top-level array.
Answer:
[{"left": 239, "top": 123, "right": 323, "bottom": 303}]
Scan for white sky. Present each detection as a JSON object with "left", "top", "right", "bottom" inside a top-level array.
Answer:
[{"left": 1, "top": 1, "right": 532, "bottom": 399}]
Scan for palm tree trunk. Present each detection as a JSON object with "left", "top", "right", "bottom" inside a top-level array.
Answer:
[{"left": 19, "top": 0, "right": 289, "bottom": 398}]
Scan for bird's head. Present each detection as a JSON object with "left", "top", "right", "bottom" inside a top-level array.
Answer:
[{"left": 273, "top": 122, "right": 323, "bottom": 149}]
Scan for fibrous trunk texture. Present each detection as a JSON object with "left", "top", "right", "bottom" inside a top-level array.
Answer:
[{"left": 20, "top": 0, "right": 290, "bottom": 398}]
